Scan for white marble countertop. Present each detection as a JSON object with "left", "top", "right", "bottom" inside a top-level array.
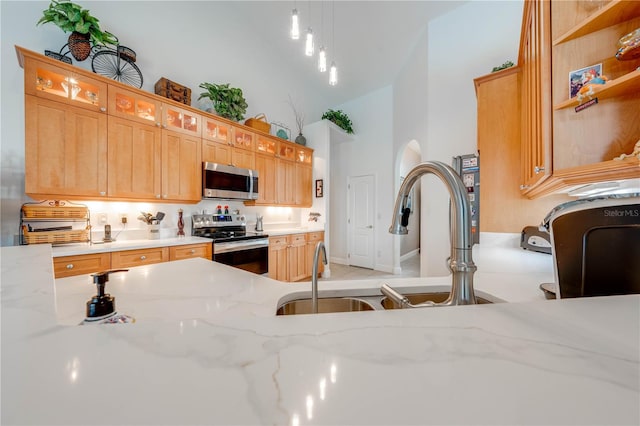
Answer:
[
  {"left": 2, "top": 242, "right": 638, "bottom": 425},
  {"left": 51, "top": 236, "right": 212, "bottom": 257}
]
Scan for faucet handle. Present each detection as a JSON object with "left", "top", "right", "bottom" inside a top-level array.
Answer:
[{"left": 381, "top": 284, "right": 411, "bottom": 308}]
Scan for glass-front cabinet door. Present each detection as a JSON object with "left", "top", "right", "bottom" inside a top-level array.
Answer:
[
  {"left": 108, "top": 86, "right": 161, "bottom": 127},
  {"left": 232, "top": 127, "right": 255, "bottom": 151},
  {"left": 162, "top": 103, "right": 201, "bottom": 137},
  {"left": 24, "top": 57, "right": 107, "bottom": 113},
  {"left": 203, "top": 116, "right": 231, "bottom": 145},
  {"left": 278, "top": 140, "right": 296, "bottom": 161},
  {"left": 256, "top": 135, "right": 277, "bottom": 156}
]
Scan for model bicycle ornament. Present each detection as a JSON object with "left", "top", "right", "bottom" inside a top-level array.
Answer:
[{"left": 44, "top": 32, "right": 144, "bottom": 89}]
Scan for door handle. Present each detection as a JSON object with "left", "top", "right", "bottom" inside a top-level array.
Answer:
[{"left": 366, "top": 225, "right": 373, "bottom": 229}]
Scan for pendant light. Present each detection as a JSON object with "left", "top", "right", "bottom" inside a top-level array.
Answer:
[
  {"left": 305, "top": 27, "right": 314, "bottom": 56},
  {"left": 329, "top": 61, "right": 337, "bottom": 86},
  {"left": 318, "top": 1, "right": 326, "bottom": 72},
  {"left": 318, "top": 47, "right": 327, "bottom": 72},
  {"left": 329, "top": 1, "right": 337, "bottom": 85},
  {"left": 291, "top": 8, "right": 300, "bottom": 40}
]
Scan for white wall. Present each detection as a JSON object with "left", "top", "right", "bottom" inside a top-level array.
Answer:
[
  {"left": 391, "top": 0, "right": 523, "bottom": 276},
  {"left": 0, "top": 1, "right": 331, "bottom": 246},
  {"left": 330, "top": 86, "right": 394, "bottom": 271}
]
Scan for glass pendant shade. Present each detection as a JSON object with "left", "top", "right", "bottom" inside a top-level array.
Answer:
[
  {"left": 305, "top": 28, "right": 314, "bottom": 56},
  {"left": 318, "top": 47, "right": 327, "bottom": 72},
  {"left": 329, "top": 61, "right": 338, "bottom": 85},
  {"left": 291, "top": 9, "right": 300, "bottom": 40}
]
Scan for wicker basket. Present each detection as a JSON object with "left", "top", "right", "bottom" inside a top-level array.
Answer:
[
  {"left": 245, "top": 114, "right": 271, "bottom": 133},
  {"left": 22, "top": 226, "right": 90, "bottom": 245},
  {"left": 22, "top": 203, "right": 87, "bottom": 219}
]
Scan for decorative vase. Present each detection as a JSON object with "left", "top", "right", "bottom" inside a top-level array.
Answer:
[
  {"left": 68, "top": 32, "right": 91, "bottom": 61},
  {"left": 295, "top": 133, "right": 307, "bottom": 146},
  {"left": 177, "top": 209, "right": 185, "bottom": 237}
]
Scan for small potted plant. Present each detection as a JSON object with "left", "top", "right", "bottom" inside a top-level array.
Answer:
[
  {"left": 36, "top": 0, "right": 117, "bottom": 61},
  {"left": 321, "top": 109, "right": 354, "bottom": 134},
  {"left": 198, "top": 82, "right": 248, "bottom": 122}
]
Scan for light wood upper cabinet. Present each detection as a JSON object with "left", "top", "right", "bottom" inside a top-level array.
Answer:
[
  {"left": 17, "top": 46, "right": 313, "bottom": 206},
  {"left": 277, "top": 159, "right": 296, "bottom": 205},
  {"left": 25, "top": 96, "right": 108, "bottom": 199},
  {"left": 23, "top": 55, "right": 107, "bottom": 113},
  {"left": 108, "top": 86, "right": 161, "bottom": 127},
  {"left": 161, "top": 103, "right": 201, "bottom": 137},
  {"left": 107, "top": 116, "right": 162, "bottom": 200},
  {"left": 519, "top": 0, "right": 640, "bottom": 198},
  {"left": 519, "top": 0, "right": 553, "bottom": 192},
  {"left": 161, "top": 130, "right": 202, "bottom": 202},
  {"left": 203, "top": 116, "right": 231, "bottom": 145},
  {"left": 253, "top": 152, "right": 278, "bottom": 204}
]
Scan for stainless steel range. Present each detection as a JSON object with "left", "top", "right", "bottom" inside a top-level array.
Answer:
[{"left": 191, "top": 213, "right": 268, "bottom": 274}]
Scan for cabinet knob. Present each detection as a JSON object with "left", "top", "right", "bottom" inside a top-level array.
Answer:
[
  {"left": 190, "top": 249, "right": 195, "bottom": 254},
  {"left": 156, "top": 122, "right": 161, "bottom": 127},
  {"left": 140, "top": 255, "right": 146, "bottom": 260},
  {"left": 162, "top": 124, "right": 167, "bottom": 129},
  {"left": 534, "top": 166, "right": 545, "bottom": 174},
  {"left": 520, "top": 184, "right": 530, "bottom": 190},
  {"left": 162, "top": 194, "right": 167, "bottom": 199},
  {"left": 66, "top": 264, "right": 74, "bottom": 269},
  {"left": 156, "top": 194, "right": 161, "bottom": 199},
  {"left": 100, "top": 191, "right": 106, "bottom": 196},
  {"left": 100, "top": 107, "right": 107, "bottom": 113}
]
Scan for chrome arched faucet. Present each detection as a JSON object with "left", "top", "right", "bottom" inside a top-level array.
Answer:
[
  {"left": 312, "top": 241, "right": 328, "bottom": 313},
  {"left": 381, "top": 161, "right": 478, "bottom": 307}
]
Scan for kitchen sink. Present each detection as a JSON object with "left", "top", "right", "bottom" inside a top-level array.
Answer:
[
  {"left": 276, "top": 297, "right": 377, "bottom": 315},
  {"left": 381, "top": 292, "right": 494, "bottom": 309}
]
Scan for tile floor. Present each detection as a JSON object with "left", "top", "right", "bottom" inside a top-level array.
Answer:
[{"left": 324, "top": 254, "right": 420, "bottom": 281}]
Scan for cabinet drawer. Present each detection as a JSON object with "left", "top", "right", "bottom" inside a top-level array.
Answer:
[
  {"left": 111, "top": 247, "right": 169, "bottom": 268},
  {"left": 169, "top": 243, "right": 212, "bottom": 261},
  {"left": 306, "top": 231, "right": 324, "bottom": 243},
  {"left": 290, "top": 234, "right": 306, "bottom": 245},
  {"left": 269, "top": 236, "right": 289, "bottom": 249},
  {"left": 53, "top": 253, "right": 111, "bottom": 278}
]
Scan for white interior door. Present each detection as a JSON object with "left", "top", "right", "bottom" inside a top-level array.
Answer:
[{"left": 348, "top": 175, "right": 375, "bottom": 269}]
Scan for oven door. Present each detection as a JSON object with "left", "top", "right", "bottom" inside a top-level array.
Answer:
[{"left": 213, "top": 238, "right": 269, "bottom": 274}]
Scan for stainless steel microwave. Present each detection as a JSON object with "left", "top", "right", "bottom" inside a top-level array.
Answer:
[{"left": 202, "top": 162, "right": 259, "bottom": 200}]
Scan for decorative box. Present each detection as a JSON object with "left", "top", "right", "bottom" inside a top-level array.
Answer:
[{"left": 154, "top": 77, "right": 191, "bottom": 105}]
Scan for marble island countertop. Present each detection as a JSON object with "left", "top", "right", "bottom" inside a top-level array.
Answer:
[{"left": 2, "top": 243, "right": 638, "bottom": 425}]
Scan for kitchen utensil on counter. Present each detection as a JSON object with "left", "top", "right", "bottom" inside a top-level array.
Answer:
[
  {"left": 255, "top": 214, "right": 263, "bottom": 232},
  {"left": 155, "top": 212, "right": 166, "bottom": 222},
  {"left": 82, "top": 270, "right": 134, "bottom": 325},
  {"left": 520, "top": 226, "right": 551, "bottom": 254},
  {"left": 539, "top": 283, "right": 556, "bottom": 300}
]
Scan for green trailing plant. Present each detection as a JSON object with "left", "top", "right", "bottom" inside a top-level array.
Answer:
[
  {"left": 321, "top": 109, "right": 354, "bottom": 134},
  {"left": 491, "top": 60, "right": 515, "bottom": 73},
  {"left": 198, "top": 82, "right": 248, "bottom": 122},
  {"left": 36, "top": 0, "right": 117, "bottom": 46}
]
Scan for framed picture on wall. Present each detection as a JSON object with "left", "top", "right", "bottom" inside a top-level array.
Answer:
[{"left": 315, "top": 179, "right": 323, "bottom": 198}]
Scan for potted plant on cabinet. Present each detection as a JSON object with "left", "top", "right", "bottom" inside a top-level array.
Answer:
[
  {"left": 36, "top": 0, "right": 117, "bottom": 61},
  {"left": 198, "top": 82, "right": 248, "bottom": 122},
  {"left": 321, "top": 109, "right": 354, "bottom": 134}
]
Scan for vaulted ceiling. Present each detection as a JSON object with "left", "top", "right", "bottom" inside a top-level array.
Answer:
[{"left": 229, "top": 1, "right": 467, "bottom": 106}]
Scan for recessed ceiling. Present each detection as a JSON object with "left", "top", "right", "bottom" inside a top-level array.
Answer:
[{"left": 228, "top": 1, "right": 467, "bottom": 106}]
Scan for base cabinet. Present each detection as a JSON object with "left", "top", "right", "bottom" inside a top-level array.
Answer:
[
  {"left": 268, "top": 232, "right": 324, "bottom": 282},
  {"left": 53, "top": 252, "right": 111, "bottom": 279},
  {"left": 53, "top": 242, "right": 212, "bottom": 278}
]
